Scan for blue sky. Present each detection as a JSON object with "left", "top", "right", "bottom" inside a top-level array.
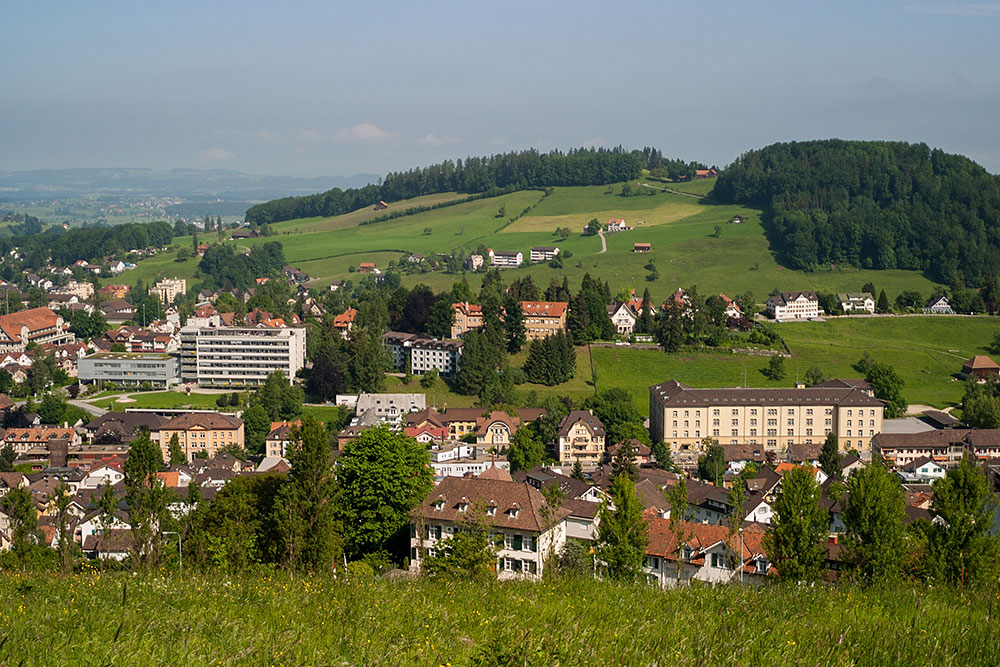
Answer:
[{"left": 2, "top": 1, "right": 999, "bottom": 177}]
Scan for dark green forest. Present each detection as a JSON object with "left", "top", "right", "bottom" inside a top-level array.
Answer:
[
  {"left": 245, "top": 147, "right": 703, "bottom": 224},
  {"left": 712, "top": 140, "right": 1000, "bottom": 285}
]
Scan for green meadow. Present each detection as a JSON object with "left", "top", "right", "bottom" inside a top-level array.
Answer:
[{"left": 1, "top": 572, "right": 996, "bottom": 666}]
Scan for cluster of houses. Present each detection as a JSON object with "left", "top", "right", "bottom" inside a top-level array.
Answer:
[{"left": 764, "top": 291, "right": 960, "bottom": 321}]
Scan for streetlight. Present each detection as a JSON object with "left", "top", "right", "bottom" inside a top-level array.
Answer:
[
  {"left": 739, "top": 528, "right": 744, "bottom": 584},
  {"left": 163, "top": 531, "right": 182, "bottom": 575}
]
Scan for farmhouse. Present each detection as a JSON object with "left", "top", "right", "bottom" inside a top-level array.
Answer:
[
  {"left": 838, "top": 292, "right": 875, "bottom": 314},
  {"left": 358, "top": 262, "right": 379, "bottom": 274},
  {"left": 962, "top": 355, "right": 1000, "bottom": 381},
  {"left": 649, "top": 379, "right": 885, "bottom": 456},
  {"left": 924, "top": 295, "right": 954, "bottom": 314},
  {"left": 373, "top": 200, "right": 389, "bottom": 211},
  {"left": 633, "top": 243, "right": 651, "bottom": 253},
  {"left": 607, "top": 219, "right": 628, "bottom": 233},
  {"left": 765, "top": 291, "right": 821, "bottom": 321}
]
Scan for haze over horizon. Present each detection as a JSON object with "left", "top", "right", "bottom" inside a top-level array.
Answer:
[{"left": 3, "top": 1, "right": 1000, "bottom": 179}]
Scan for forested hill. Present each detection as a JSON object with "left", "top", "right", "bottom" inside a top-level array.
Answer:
[
  {"left": 712, "top": 140, "right": 1000, "bottom": 285},
  {"left": 245, "top": 147, "right": 704, "bottom": 224}
]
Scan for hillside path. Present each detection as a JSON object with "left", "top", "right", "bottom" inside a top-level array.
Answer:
[
  {"left": 640, "top": 182, "right": 704, "bottom": 199},
  {"left": 597, "top": 229, "right": 607, "bottom": 253}
]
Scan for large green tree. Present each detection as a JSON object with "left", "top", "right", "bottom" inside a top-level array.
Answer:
[
  {"left": 596, "top": 474, "right": 648, "bottom": 581},
  {"left": 925, "top": 456, "right": 1000, "bottom": 587},
  {"left": 333, "top": 424, "right": 434, "bottom": 560},
  {"left": 765, "top": 466, "right": 828, "bottom": 582},
  {"left": 842, "top": 462, "right": 908, "bottom": 584},
  {"left": 123, "top": 430, "right": 171, "bottom": 570},
  {"left": 507, "top": 426, "right": 545, "bottom": 473},
  {"left": 819, "top": 432, "right": 841, "bottom": 479}
]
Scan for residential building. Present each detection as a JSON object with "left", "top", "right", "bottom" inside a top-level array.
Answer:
[
  {"left": 489, "top": 250, "right": 523, "bottom": 268},
  {"left": 633, "top": 243, "right": 651, "bottom": 253},
  {"left": 428, "top": 443, "right": 510, "bottom": 479},
  {"left": 383, "top": 331, "right": 463, "bottom": 378},
  {"left": 0, "top": 307, "right": 74, "bottom": 353},
  {"left": 519, "top": 301, "right": 569, "bottom": 341},
  {"left": 78, "top": 352, "right": 180, "bottom": 389},
  {"left": 606, "top": 301, "right": 638, "bottom": 335},
  {"left": 530, "top": 246, "right": 560, "bottom": 263},
  {"left": 158, "top": 413, "right": 245, "bottom": 460},
  {"left": 649, "top": 379, "right": 885, "bottom": 456},
  {"left": 2, "top": 427, "right": 80, "bottom": 455},
  {"left": 409, "top": 474, "right": 570, "bottom": 580},
  {"left": 84, "top": 412, "right": 167, "bottom": 445},
  {"left": 607, "top": 439, "right": 651, "bottom": 466},
  {"left": 464, "top": 254, "right": 484, "bottom": 272},
  {"left": 52, "top": 280, "right": 94, "bottom": 301},
  {"left": 897, "top": 456, "right": 947, "bottom": 482},
  {"left": 265, "top": 421, "right": 301, "bottom": 459},
  {"left": 152, "top": 278, "right": 187, "bottom": 305},
  {"left": 353, "top": 393, "right": 427, "bottom": 428},
  {"left": 838, "top": 292, "right": 876, "bottom": 313},
  {"left": 475, "top": 411, "right": 522, "bottom": 447},
  {"left": 765, "top": 292, "right": 821, "bottom": 321},
  {"left": 358, "top": 262, "right": 379, "bottom": 274},
  {"left": 556, "top": 410, "right": 606, "bottom": 467},
  {"left": 179, "top": 325, "right": 306, "bottom": 387},
  {"left": 333, "top": 308, "right": 357, "bottom": 339},
  {"left": 962, "top": 355, "right": 1000, "bottom": 381},
  {"left": 607, "top": 219, "right": 628, "bottom": 233},
  {"left": 873, "top": 429, "right": 1000, "bottom": 467},
  {"left": 100, "top": 299, "right": 136, "bottom": 325},
  {"left": 100, "top": 284, "right": 130, "bottom": 300},
  {"left": 924, "top": 295, "right": 954, "bottom": 314},
  {"left": 644, "top": 518, "right": 771, "bottom": 587},
  {"left": 719, "top": 294, "right": 743, "bottom": 319},
  {"left": 450, "top": 301, "right": 483, "bottom": 338}
]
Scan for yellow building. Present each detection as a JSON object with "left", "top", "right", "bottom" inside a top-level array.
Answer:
[
  {"left": 519, "top": 301, "right": 568, "bottom": 341},
  {"left": 649, "top": 379, "right": 884, "bottom": 456},
  {"left": 158, "top": 413, "right": 245, "bottom": 459}
]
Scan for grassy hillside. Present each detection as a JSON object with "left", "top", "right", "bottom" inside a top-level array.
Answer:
[{"left": 2, "top": 573, "right": 996, "bottom": 665}]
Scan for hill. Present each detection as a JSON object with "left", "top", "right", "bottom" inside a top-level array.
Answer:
[
  {"left": 713, "top": 140, "right": 1000, "bottom": 284},
  {"left": 2, "top": 573, "right": 996, "bottom": 665}
]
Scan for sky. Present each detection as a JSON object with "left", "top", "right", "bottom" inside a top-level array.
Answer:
[{"left": 2, "top": 1, "right": 1000, "bottom": 178}]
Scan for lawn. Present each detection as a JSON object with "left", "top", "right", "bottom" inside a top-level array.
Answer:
[
  {"left": 127, "top": 181, "right": 946, "bottom": 304},
  {"left": 90, "top": 390, "right": 235, "bottom": 412},
  {"left": 1, "top": 572, "right": 997, "bottom": 665}
]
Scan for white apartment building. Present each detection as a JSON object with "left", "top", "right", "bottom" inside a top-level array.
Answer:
[
  {"left": 489, "top": 250, "right": 523, "bottom": 268},
  {"left": 153, "top": 278, "right": 187, "bottom": 305},
  {"left": 765, "top": 291, "right": 821, "bottom": 320},
  {"left": 179, "top": 325, "right": 306, "bottom": 387},
  {"left": 383, "top": 331, "right": 463, "bottom": 377},
  {"left": 649, "top": 379, "right": 884, "bottom": 457},
  {"left": 529, "top": 246, "right": 560, "bottom": 263},
  {"left": 838, "top": 292, "right": 876, "bottom": 313}
]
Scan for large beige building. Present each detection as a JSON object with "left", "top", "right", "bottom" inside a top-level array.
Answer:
[
  {"left": 649, "top": 380, "right": 884, "bottom": 456},
  {"left": 556, "top": 410, "right": 606, "bottom": 467},
  {"left": 152, "top": 278, "right": 187, "bottom": 305},
  {"left": 158, "top": 412, "right": 245, "bottom": 460},
  {"left": 520, "top": 301, "right": 568, "bottom": 341},
  {"left": 450, "top": 302, "right": 483, "bottom": 339}
]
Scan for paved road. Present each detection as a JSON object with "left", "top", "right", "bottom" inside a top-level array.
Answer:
[
  {"left": 69, "top": 399, "right": 107, "bottom": 417},
  {"left": 597, "top": 229, "right": 607, "bottom": 253}
]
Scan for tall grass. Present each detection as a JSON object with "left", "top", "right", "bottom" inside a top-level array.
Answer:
[{"left": 1, "top": 571, "right": 998, "bottom": 665}]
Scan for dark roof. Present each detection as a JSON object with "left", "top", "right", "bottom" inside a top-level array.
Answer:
[
  {"left": 816, "top": 378, "right": 873, "bottom": 391},
  {"left": 512, "top": 466, "right": 592, "bottom": 500},
  {"left": 412, "top": 477, "right": 568, "bottom": 532},
  {"left": 649, "top": 379, "right": 884, "bottom": 409},
  {"left": 557, "top": 411, "right": 605, "bottom": 438},
  {"left": 788, "top": 443, "right": 822, "bottom": 463},
  {"left": 86, "top": 412, "right": 168, "bottom": 433},
  {"left": 766, "top": 291, "right": 818, "bottom": 307},
  {"left": 161, "top": 413, "right": 243, "bottom": 430},
  {"left": 922, "top": 410, "right": 962, "bottom": 429},
  {"left": 874, "top": 429, "right": 1000, "bottom": 450}
]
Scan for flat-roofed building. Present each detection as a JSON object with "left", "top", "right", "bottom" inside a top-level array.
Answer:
[
  {"left": 489, "top": 250, "right": 523, "bottom": 267},
  {"left": 78, "top": 352, "right": 180, "bottom": 389},
  {"left": 519, "top": 301, "right": 568, "bottom": 341},
  {"left": 152, "top": 278, "right": 187, "bottom": 305},
  {"left": 179, "top": 325, "right": 306, "bottom": 387},
  {"left": 649, "top": 379, "right": 884, "bottom": 457},
  {"left": 530, "top": 246, "right": 560, "bottom": 263},
  {"left": 383, "top": 331, "right": 463, "bottom": 377}
]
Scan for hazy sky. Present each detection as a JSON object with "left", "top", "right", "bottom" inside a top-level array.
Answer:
[{"left": 3, "top": 1, "right": 999, "bottom": 177}]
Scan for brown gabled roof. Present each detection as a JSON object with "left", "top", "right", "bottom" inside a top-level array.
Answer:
[
  {"left": 412, "top": 477, "right": 568, "bottom": 532},
  {"left": 964, "top": 355, "right": 1000, "bottom": 371},
  {"left": 557, "top": 411, "right": 605, "bottom": 438},
  {"left": 520, "top": 301, "right": 568, "bottom": 318},
  {"left": 161, "top": 413, "right": 243, "bottom": 431},
  {"left": 0, "top": 307, "right": 63, "bottom": 343},
  {"left": 405, "top": 407, "right": 446, "bottom": 429},
  {"left": 83, "top": 529, "right": 135, "bottom": 552},
  {"left": 477, "top": 463, "right": 513, "bottom": 482},
  {"left": 475, "top": 411, "right": 520, "bottom": 437},
  {"left": 646, "top": 516, "right": 769, "bottom": 568}
]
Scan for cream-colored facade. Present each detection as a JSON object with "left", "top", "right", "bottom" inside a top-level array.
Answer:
[
  {"left": 450, "top": 302, "right": 483, "bottom": 339},
  {"left": 556, "top": 411, "right": 606, "bottom": 466},
  {"left": 152, "top": 278, "right": 187, "bottom": 305},
  {"left": 649, "top": 380, "right": 884, "bottom": 456},
  {"left": 158, "top": 414, "right": 245, "bottom": 459},
  {"left": 520, "top": 301, "right": 568, "bottom": 341}
]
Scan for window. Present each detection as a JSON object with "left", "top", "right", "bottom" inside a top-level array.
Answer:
[
  {"left": 711, "top": 552, "right": 727, "bottom": 569},
  {"left": 513, "top": 534, "right": 523, "bottom": 551},
  {"left": 732, "top": 409, "right": 739, "bottom": 416},
  {"left": 713, "top": 409, "right": 720, "bottom": 416}
]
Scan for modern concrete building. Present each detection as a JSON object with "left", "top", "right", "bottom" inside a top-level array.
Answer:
[
  {"left": 179, "top": 325, "right": 306, "bottom": 387},
  {"left": 489, "top": 250, "right": 523, "bottom": 267},
  {"left": 383, "top": 331, "right": 463, "bottom": 377},
  {"left": 649, "top": 379, "right": 884, "bottom": 457},
  {"left": 77, "top": 352, "right": 180, "bottom": 389},
  {"left": 529, "top": 246, "right": 560, "bottom": 263}
]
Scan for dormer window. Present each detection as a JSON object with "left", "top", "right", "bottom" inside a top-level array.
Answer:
[
  {"left": 487, "top": 500, "right": 498, "bottom": 516},
  {"left": 681, "top": 545, "right": 693, "bottom": 561},
  {"left": 508, "top": 501, "right": 521, "bottom": 519},
  {"left": 457, "top": 496, "right": 469, "bottom": 513},
  {"left": 432, "top": 497, "right": 445, "bottom": 511}
]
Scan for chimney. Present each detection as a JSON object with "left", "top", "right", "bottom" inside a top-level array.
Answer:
[{"left": 828, "top": 535, "right": 838, "bottom": 545}]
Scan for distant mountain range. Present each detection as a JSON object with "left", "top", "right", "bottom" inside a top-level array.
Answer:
[{"left": 0, "top": 167, "right": 379, "bottom": 200}]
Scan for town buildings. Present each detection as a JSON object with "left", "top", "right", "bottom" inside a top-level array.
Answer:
[
  {"left": 556, "top": 410, "right": 606, "bottom": 467},
  {"left": 489, "top": 250, "right": 523, "bottom": 268},
  {"left": 765, "top": 292, "right": 821, "bottom": 320},
  {"left": 0, "top": 308, "right": 74, "bottom": 353},
  {"left": 158, "top": 412, "right": 245, "bottom": 460},
  {"left": 530, "top": 246, "right": 560, "bottom": 263},
  {"left": 152, "top": 278, "right": 187, "bottom": 305},
  {"left": 450, "top": 301, "right": 483, "bottom": 339},
  {"left": 838, "top": 292, "right": 875, "bottom": 313},
  {"left": 78, "top": 352, "right": 180, "bottom": 389},
  {"left": 383, "top": 331, "right": 463, "bottom": 377},
  {"left": 649, "top": 379, "right": 885, "bottom": 456},
  {"left": 179, "top": 325, "right": 306, "bottom": 387},
  {"left": 520, "top": 301, "right": 569, "bottom": 341},
  {"left": 873, "top": 429, "right": 1000, "bottom": 467}
]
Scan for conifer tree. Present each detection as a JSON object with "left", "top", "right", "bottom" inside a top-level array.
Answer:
[
  {"left": 819, "top": 432, "right": 841, "bottom": 479},
  {"left": 765, "top": 466, "right": 828, "bottom": 582}
]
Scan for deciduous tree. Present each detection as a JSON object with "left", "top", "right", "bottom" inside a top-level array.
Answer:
[
  {"left": 765, "top": 466, "right": 828, "bottom": 582},
  {"left": 596, "top": 474, "right": 648, "bottom": 581}
]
